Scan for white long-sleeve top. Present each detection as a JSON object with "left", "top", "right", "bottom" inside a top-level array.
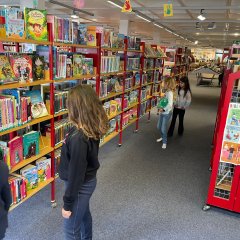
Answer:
[
  {"left": 175, "top": 89, "right": 191, "bottom": 109},
  {"left": 162, "top": 90, "right": 173, "bottom": 114}
]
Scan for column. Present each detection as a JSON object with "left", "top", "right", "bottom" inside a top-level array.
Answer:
[
  {"left": 153, "top": 32, "right": 160, "bottom": 45},
  {"left": 20, "top": 0, "right": 45, "bottom": 10},
  {"left": 119, "top": 20, "right": 129, "bottom": 36}
]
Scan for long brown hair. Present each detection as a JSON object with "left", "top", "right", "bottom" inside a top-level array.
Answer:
[{"left": 67, "top": 85, "right": 109, "bottom": 140}]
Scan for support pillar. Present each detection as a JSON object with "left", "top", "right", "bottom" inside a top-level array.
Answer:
[
  {"left": 119, "top": 19, "right": 129, "bottom": 36},
  {"left": 20, "top": 0, "right": 45, "bottom": 10}
]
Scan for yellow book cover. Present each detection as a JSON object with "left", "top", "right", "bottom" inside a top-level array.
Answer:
[{"left": 87, "top": 26, "right": 96, "bottom": 47}]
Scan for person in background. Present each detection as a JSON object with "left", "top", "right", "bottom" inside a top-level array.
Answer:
[
  {"left": 156, "top": 77, "right": 176, "bottom": 149},
  {"left": 168, "top": 76, "right": 192, "bottom": 137},
  {"left": 0, "top": 160, "right": 12, "bottom": 240},
  {"left": 218, "top": 66, "right": 224, "bottom": 87},
  {"left": 59, "top": 85, "right": 109, "bottom": 240}
]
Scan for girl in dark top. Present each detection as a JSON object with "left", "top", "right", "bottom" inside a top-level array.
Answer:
[
  {"left": 0, "top": 161, "right": 12, "bottom": 240},
  {"left": 59, "top": 85, "right": 109, "bottom": 240}
]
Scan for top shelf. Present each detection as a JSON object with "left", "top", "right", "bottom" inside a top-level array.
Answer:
[{"left": 0, "top": 37, "right": 52, "bottom": 46}]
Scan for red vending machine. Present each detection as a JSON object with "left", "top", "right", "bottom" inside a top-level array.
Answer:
[{"left": 204, "top": 71, "right": 240, "bottom": 212}]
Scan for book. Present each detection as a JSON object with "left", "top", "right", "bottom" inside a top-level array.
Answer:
[
  {"left": 0, "top": 55, "right": 17, "bottom": 85},
  {"left": 103, "top": 29, "right": 111, "bottom": 47},
  {"left": 10, "top": 55, "right": 33, "bottom": 83},
  {"left": 72, "top": 21, "right": 79, "bottom": 44},
  {"left": 8, "top": 136, "right": 23, "bottom": 167},
  {"left": 73, "top": 54, "right": 83, "bottom": 77},
  {"left": 83, "top": 58, "right": 94, "bottom": 75},
  {"left": 20, "top": 164, "right": 38, "bottom": 191},
  {"left": 87, "top": 26, "right": 96, "bottom": 46},
  {"left": 23, "top": 131, "right": 40, "bottom": 159},
  {"left": 32, "top": 55, "right": 45, "bottom": 81},
  {"left": 135, "top": 37, "right": 141, "bottom": 50},
  {"left": 36, "top": 157, "right": 51, "bottom": 182},
  {"left": 111, "top": 33, "right": 118, "bottom": 48},
  {"left": 117, "top": 34, "right": 125, "bottom": 49},
  {"left": 224, "top": 125, "right": 240, "bottom": 143},
  {"left": 66, "top": 54, "right": 73, "bottom": 78},
  {"left": 24, "top": 8, "right": 48, "bottom": 41},
  {"left": 78, "top": 24, "right": 87, "bottom": 45},
  {"left": 24, "top": 90, "right": 48, "bottom": 119}
]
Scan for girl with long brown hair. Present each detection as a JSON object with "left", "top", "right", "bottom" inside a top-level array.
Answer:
[{"left": 59, "top": 85, "right": 109, "bottom": 240}]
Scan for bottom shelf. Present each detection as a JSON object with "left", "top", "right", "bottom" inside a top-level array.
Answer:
[
  {"left": 100, "top": 131, "right": 119, "bottom": 147},
  {"left": 122, "top": 118, "right": 138, "bottom": 131},
  {"left": 215, "top": 183, "right": 232, "bottom": 192},
  {"left": 10, "top": 178, "right": 54, "bottom": 211}
]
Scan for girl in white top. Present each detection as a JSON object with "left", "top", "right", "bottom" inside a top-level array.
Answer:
[
  {"left": 156, "top": 77, "right": 176, "bottom": 149},
  {"left": 168, "top": 76, "right": 192, "bottom": 137}
]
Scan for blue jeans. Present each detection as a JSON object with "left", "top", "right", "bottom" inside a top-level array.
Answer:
[
  {"left": 64, "top": 178, "right": 97, "bottom": 240},
  {"left": 157, "top": 112, "right": 172, "bottom": 144}
]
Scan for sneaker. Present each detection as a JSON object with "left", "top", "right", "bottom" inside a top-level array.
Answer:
[
  {"left": 156, "top": 138, "right": 162, "bottom": 142},
  {"left": 162, "top": 143, "right": 167, "bottom": 149}
]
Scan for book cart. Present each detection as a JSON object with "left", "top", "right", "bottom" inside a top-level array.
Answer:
[
  {"left": 203, "top": 70, "right": 240, "bottom": 212},
  {"left": 0, "top": 21, "right": 166, "bottom": 210}
]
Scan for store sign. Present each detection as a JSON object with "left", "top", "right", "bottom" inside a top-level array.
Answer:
[
  {"left": 163, "top": 4, "right": 173, "bottom": 17},
  {"left": 122, "top": 0, "right": 132, "bottom": 13}
]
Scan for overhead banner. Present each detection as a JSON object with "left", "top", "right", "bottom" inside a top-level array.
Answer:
[
  {"left": 122, "top": 0, "right": 133, "bottom": 13},
  {"left": 163, "top": 3, "right": 173, "bottom": 17}
]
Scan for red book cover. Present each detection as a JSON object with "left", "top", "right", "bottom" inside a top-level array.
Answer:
[
  {"left": 10, "top": 55, "right": 33, "bottom": 83},
  {"left": 8, "top": 136, "right": 23, "bottom": 168}
]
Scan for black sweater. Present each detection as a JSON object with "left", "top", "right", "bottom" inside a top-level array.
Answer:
[{"left": 59, "top": 127, "right": 100, "bottom": 211}]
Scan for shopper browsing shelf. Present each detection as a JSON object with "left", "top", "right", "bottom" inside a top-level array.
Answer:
[
  {"left": 168, "top": 76, "right": 192, "bottom": 137},
  {"left": 156, "top": 77, "right": 176, "bottom": 149},
  {"left": 0, "top": 161, "right": 12, "bottom": 240},
  {"left": 59, "top": 85, "right": 109, "bottom": 240}
]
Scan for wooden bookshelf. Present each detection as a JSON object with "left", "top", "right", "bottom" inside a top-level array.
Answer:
[
  {"left": 127, "top": 49, "right": 143, "bottom": 53},
  {"left": 122, "top": 118, "right": 138, "bottom": 131},
  {"left": 0, "top": 80, "right": 53, "bottom": 90},
  {"left": 108, "top": 111, "right": 123, "bottom": 120},
  {"left": 100, "top": 131, "right": 119, "bottom": 147},
  {"left": 0, "top": 37, "right": 52, "bottom": 45},
  {"left": 142, "top": 82, "right": 154, "bottom": 87},
  {"left": 53, "top": 42, "right": 98, "bottom": 49},
  {"left": 9, "top": 178, "right": 54, "bottom": 211},
  {"left": 0, "top": 115, "right": 53, "bottom": 137},
  {"left": 100, "top": 71, "right": 124, "bottom": 77},
  {"left": 54, "top": 75, "right": 97, "bottom": 83},
  {"left": 215, "top": 183, "right": 232, "bottom": 192},
  {"left": 143, "top": 68, "right": 156, "bottom": 71},
  {"left": 54, "top": 110, "right": 69, "bottom": 117},
  {"left": 124, "top": 102, "right": 139, "bottom": 112},
  {"left": 124, "top": 85, "right": 141, "bottom": 93},
  {"left": 102, "top": 47, "right": 124, "bottom": 52},
  {"left": 126, "top": 69, "right": 141, "bottom": 73},
  {"left": 141, "top": 96, "right": 153, "bottom": 103},
  {"left": 54, "top": 142, "right": 63, "bottom": 150},
  {"left": 100, "top": 91, "right": 123, "bottom": 101},
  {"left": 10, "top": 146, "right": 53, "bottom": 173}
]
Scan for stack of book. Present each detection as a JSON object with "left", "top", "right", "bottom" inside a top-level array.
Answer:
[
  {"left": 127, "top": 58, "right": 140, "bottom": 71},
  {"left": 101, "top": 56, "right": 121, "bottom": 74}
]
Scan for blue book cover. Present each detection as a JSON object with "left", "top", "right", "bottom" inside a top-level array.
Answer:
[
  {"left": 78, "top": 24, "right": 87, "bottom": 45},
  {"left": 20, "top": 164, "right": 38, "bottom": 191}
]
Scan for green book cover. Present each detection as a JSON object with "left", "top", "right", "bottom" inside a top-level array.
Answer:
[
  {"left": 32, "top": 55, "right": 45, "bottom": 81},
  {"left": 24, "top": 8, "right": 48, "bottom": 41},
  {"left": 73, "top": 54, "right": 83, "bottom": 77},
  {"left": 23, "top": 131, "right": 40, "bottom": 159}
]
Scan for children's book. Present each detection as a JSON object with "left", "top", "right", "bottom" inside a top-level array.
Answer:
[
  {"left": 103, "top": 29, "right": 111, "bottom": 47},
  {"left": 0, "top": 55, "right": 17, "bottom": 85},
  {"left": 73, "top": 54, "right": 83, "bottom": 77},
  {"left": 135, "top": 37, "right": 141, "bottom": 50},
  {"left": 83, "top": 58, "right": 94, "bottom": 75},
  {"left": 78, "top": 24, "right": 87, "bottom": 45},
  {"left": 10, "top": 55, "right": 33, "bottom": 83},
  {"left": 87, "top": 26, "right": 96, "bottom": 46},
  {"left": 227, "top": 103, "right": 240, "bottom": 126},
  {"left": 24, "top": 8, "right": 48, "bottom": 41},
  {"left": 8, "top": 136, "right": 23, "bottom": 167},
  {"left": 224, "top": 125, "right": 240, "bottom": 143},
  {"left": 117, "top": 34, "right": 125, "bottom": 49},
  {"left": 72, "top": 21, "right": 79, "bottom": 44},
  {"left": 111, "top": 33, "right": 118, "bottom": 48},
  {"left": 66, "top": 54, "right": 73, "bottom": 78},
  {"left": 3, "top": 7, "right": 25, "bottom": 39},
  {"left": 23, "top": 131, "right": 40, "bottom": 159},
  {"left": 23, "top": 90, "right": 48, "bottom": 119},
  {"left": 32, "top": 55, "right": 45, "bottom": 81},
  {"left": 36, "top": 157, "right": 51, "bottom": 182},
  {"left": 20, "top": 164, "right": 38, "bottom": 191}
]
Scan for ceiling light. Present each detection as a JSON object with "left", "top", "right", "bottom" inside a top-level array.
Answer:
[
  {"left": 196, "top": 33, "right": 200, "bottom": 35},
  {"left": 107, "top": 0, "right": 122, "bottom": 9},
  {"left": 207, "top": 22, "right": 216, "bottom": 29},
  {"left": 153, "top": 23, "right": 163, "bottom": 29},
  {"left": 234, "top": 33, "right": 239, "bottom": 36},
  {"left": 195, "top": 40, "right": 199, "bottom": 44},
  {"left": 136, "top": 14, "right": 151, "bottom": 22},
  {"left": 165, "top": 29, "right": 172, "bottom": 33},
  {"left": 197, "top": 9, "right": 206, "bottom": 21},
  {"left": 71, "top": 10, "right": 79, "bottom": 19}
]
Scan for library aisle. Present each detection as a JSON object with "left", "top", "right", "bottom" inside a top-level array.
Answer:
[{"left": 6, "top": 73, "right": 240, "bottom": 239}]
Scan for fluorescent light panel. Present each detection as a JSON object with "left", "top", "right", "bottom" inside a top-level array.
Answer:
[
  {"left": 107, "top": 0, "right": 122, "bottom": 9},
  {"left": 153, "top": 23, "right": 163, "bottom": 28},
  {"left": 136, "top": 14, "right": 151, "bottom": 22}
]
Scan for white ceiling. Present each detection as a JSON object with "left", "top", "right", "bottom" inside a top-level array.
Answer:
[{"left": 5, "top": 0, "right": 240, "bottom": 49}]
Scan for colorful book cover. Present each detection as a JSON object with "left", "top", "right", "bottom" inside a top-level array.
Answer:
[
  {"left": 135, "top": 37, "right": 141, "bottom": 50},
  {"left": 73, "top": 54, "right": 83, "bottom": 77},
  {"left": 72, "top": 21, "right": 79, "bottom": 44},
  {"left": 20, "top": 164, "right": 38, "bottom": 191},
  {"left": 24, "top": 90, "right": 48, "bottom": 119},
  {"left": 111, "top": 33, "right": 118, "bottom": 48},
  {"left": 24, "top": 8, "right": 48, "bottom": 41},
  {"left": 36, "top": 157, "right": 51, "bottom": 182},
  {"left": 23, "top": 131, "right": 40, "bottom": 159},
  {"left": 66, "top": 54, "right": 73, "bottom": 78},
  {"left": 63, "top": 18, "right": 69, "bottom": 43},
  {"left": 0, "top": 55, "right": 17, "bottom": 84},
  {"left": 3, "top": 7, "right": 25, "bottom": 39},
  {"left": 8, "top": 136, "right": 23, "bottom": 167},
  {"left": 32, "top": 55, "right": 45, "bottom": 81},
  {"left": 78, "top": 24, "right": 87, "bottom": 45},
  {"left": 224, "top": 125, "right": 240, "bottom": 143},
  {"left": 117, "top": 34, "right": 125, "bottom": 49},
  {"left": 227, "top": 103, "right": 240, "bottom": 126},
  {"left": 83, "top": 58, "right": 94, "bottom": 75},
  {"left": 87, "top": 26, "right": 96, "bottom": 46},
  {"left": 103, "top": 29, "right": 111, "bottom": 47},
  {"left": 10, "top": 55, "right": 33, "bottom": 83}
]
